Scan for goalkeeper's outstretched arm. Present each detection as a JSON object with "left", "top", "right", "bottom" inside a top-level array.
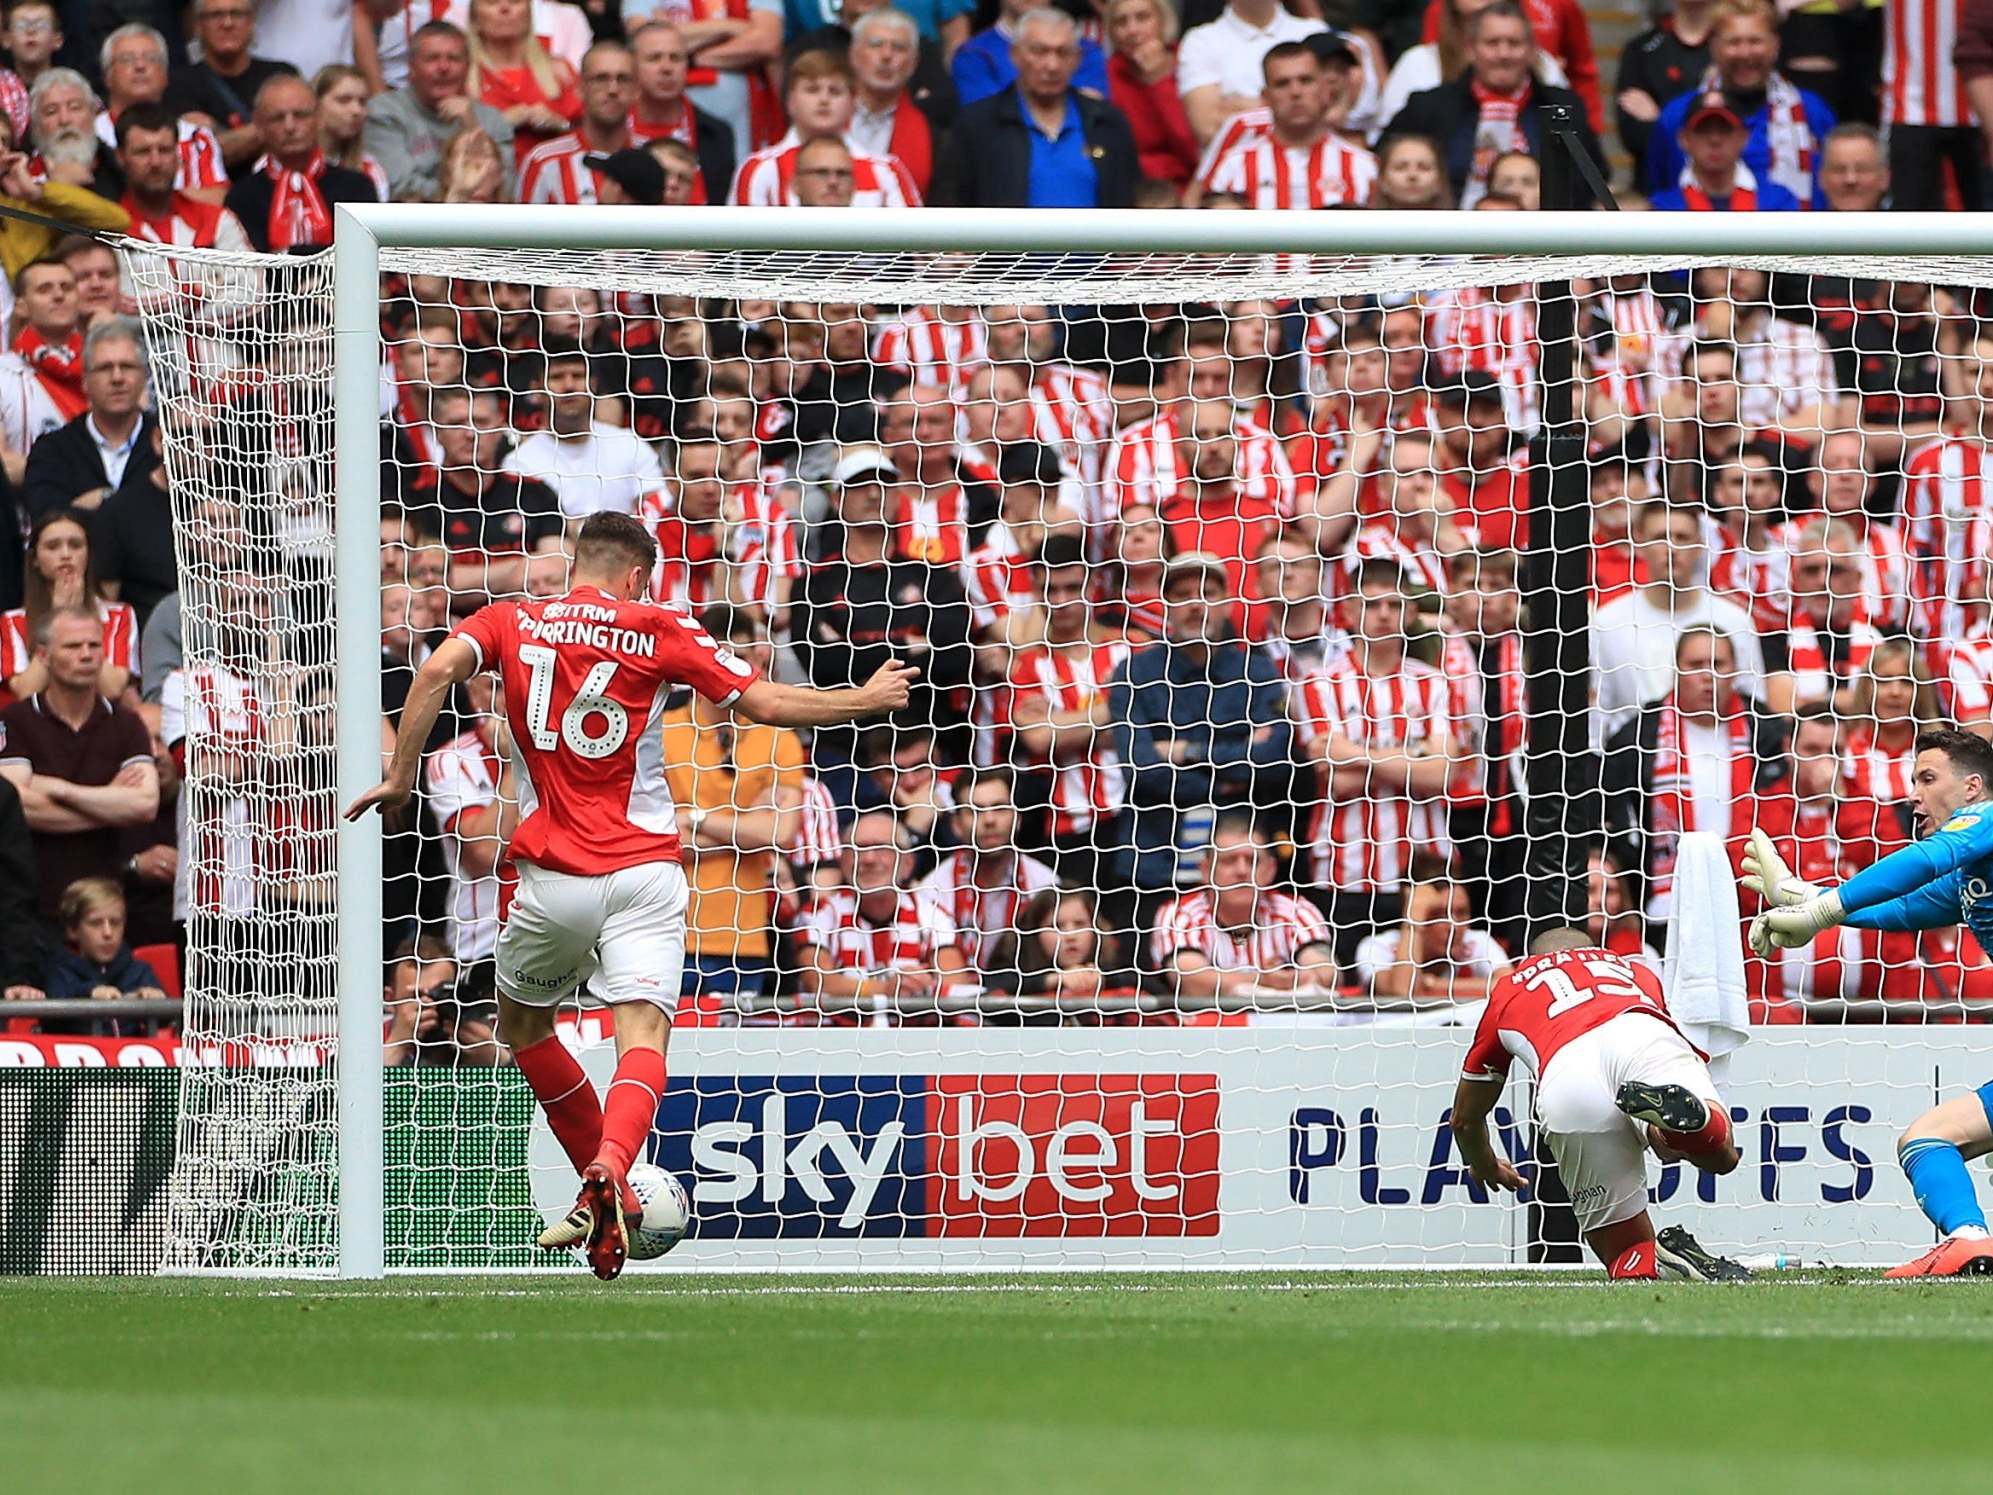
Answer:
[{"left": 1748, "top": 812, "right": 1993, "bottom": 951}]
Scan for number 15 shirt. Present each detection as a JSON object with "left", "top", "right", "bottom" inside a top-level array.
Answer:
[{"left": 1462, "top": 945, "right": 1690, "bottom": 1083}]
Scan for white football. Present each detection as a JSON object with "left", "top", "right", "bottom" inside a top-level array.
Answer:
[{"left": 625, "top": 1162, "right": 691, "bottom": 1260}]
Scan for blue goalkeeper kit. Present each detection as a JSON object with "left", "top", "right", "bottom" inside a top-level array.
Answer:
[
  {"left": 1835, "top": 803, "right": 1993, "bottom": 944},
  {"left": 1834, "top": 802, "right": 1993, "bottom": 1235}
]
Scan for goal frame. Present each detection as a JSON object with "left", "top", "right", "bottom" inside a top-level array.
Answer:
[{"left": 328, "top": 204, "right": 1989, "bottom": 1279}]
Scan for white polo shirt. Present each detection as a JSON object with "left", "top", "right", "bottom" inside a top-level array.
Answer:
[
  {"left": 1175, "top": 5, "right": 1324, "bottom": 100},
  {"left": 503, "top": 419, "right": 666, "bottom": 520}
]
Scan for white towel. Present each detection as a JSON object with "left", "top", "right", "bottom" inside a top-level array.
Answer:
[{"left": 1661, "top": 831, "right": 1753, "bottom": 1079}]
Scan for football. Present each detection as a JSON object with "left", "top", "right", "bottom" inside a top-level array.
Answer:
[{"left": 624, "top": 1162, "right": 691, "bottom": 1261}]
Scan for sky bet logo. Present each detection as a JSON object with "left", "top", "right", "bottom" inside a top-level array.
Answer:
[{"left": 649, "top": 1075, "right": 1220, "bottom": 1239}]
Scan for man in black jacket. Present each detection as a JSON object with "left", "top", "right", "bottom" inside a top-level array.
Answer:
[
  {"left": 0, "top": 776, "right": 45, "bottom": 999},
  {"left": 223, "top": 75, "right": 375, "bottom": 252},
  {"left": 24, "top": 317, "right": 155, "bottom": 519},
  {"left": 933, "top": 7, "right": 1136, "bottom": 209},
  {"left": 1380, "top": 0, "right": 1603, "bottom": 207},
  {"left": 628, "top": 21, "right": 736, "bottom": 206}
]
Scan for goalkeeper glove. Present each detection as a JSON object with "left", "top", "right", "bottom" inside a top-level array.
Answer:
[
  {"left": 1741, "top": 828, "right": 1819, "bottom": 909},
  {"left": 1746, "top": 891, "right": 1847, "bottom": 957}
]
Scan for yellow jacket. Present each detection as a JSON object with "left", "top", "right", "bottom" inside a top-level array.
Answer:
[{"left": 0, "top": 182, "right": 130, "bottom": 288}]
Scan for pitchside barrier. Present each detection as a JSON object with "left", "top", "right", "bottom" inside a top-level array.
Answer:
[{"left": 0, "top": 1025, "right": 1957, "bottom": 1273}]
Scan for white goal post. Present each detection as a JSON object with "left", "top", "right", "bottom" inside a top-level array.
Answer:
[{"left": 124, "top": 205, "right": 1993, "bottom": 1279}]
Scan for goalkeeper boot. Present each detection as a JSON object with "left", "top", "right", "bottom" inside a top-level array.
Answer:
[
  {"left": 1884, "top": 1234, "right": 1993, "bottom": 1279},
  {"left": 1615, "top": 1081, "right": 1709, "bottom": 1134},
  {"left": 1656, "top": 1225, "right": 1754, "bottom": 1282},
  {"left": 578, "top": 1160, "right": 630, "bottom": 1282}
]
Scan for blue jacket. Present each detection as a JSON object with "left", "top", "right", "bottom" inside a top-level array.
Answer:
[
  {"left": 1650, "top": 179, "right": 1801, "bottom": 212},
  {"left": 1647, "top": 82, "right": 1835, "bottom": 208},
  {"left": 45, "top": 945, "right": 161, "bottom": 1000},
  {"left": 951, "top": 27, "right": 1109, "bottom": 106},
  {"left": 1106, "top": 639, "right": 1291, "bottom": 891},
  {"left": 1838, "top": 803, "right": 1993, "bottom": 948}
]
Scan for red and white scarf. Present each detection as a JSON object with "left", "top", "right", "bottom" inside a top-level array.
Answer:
[
  {"left": 262, "top": 150, "right": 333, "bottom": 251},
  {"left": 15, "top": 326, "right": 86, "bottom": 419},
  {"left": 1697, "top": 67, "right": 1816, "bottom": 207},
  {"left": 1679, "top": 161, "right": 1758, "bottom": 211},
  {"left": 1466, "top": 79, "right": 1530, "bottom": 208},
  {"left": 1648, "top": 694, "right": 1756, "bottom": 904}
]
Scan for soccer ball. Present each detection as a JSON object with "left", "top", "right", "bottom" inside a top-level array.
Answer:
[{"left": 624, "top": 1162, "right": 691, "bottom": 1261}]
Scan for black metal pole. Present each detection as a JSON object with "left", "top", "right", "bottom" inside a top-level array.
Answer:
[{"left": 1523, "top": 102, "right": 1595, "bottom": 1264}]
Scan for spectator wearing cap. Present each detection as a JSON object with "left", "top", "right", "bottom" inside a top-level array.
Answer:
[
  {"left": 1103, "top": 0, "right": 1198, "bottom": 187},
  {"left": 1105, "top": 549, "right": 1292, "bottom": 918},
  {"left": 1616, "top": 0, "right": 1713, "bottom": 170},
  {"left": 364, "top": 22, "right": 516, "bottom": 203},
  {"left": 846, "top": 8, "right": 951, "bottom": 199},
  {"left": 518, "top": 41, "right": 636, "bottom": 205},
  {"left": 791, "top": 444, "right": 975, "bottom": 751},
  {"left": 624, "top": 23, "right": 735, "bottom": 205},
  {"left": 1647, "top": 0, "right": 1833, "bottom": 209},
  {"left": 954, "top": 0, "right": 1109, "bottom": 107},
  {"left": 584, "top": 147, "right": 665, "bottom": 205},
  {"left": 223, "top": 74, "right": 375, "bottom": 251},
  {"left": 934, "top": 8, "right": 1137, "bottom": 209},
  {"left": 1381, "top": 0, "right": 1602, "bottom": 210},
  {"left": 1649, "top": 91, "right": 1798, "bottom": 210}
]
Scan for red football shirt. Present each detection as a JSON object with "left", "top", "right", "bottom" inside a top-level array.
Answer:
[
  {"left": 1461, "top": 946, "right": 1685, "bottom": 1082},
  {"left": 450, "top": 587, "right": 761, "bottom": 876}
]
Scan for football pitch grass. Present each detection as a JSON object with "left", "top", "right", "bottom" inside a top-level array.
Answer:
[{"left": 5, "top": 1271, "right": 1984, "bottom": 1494}]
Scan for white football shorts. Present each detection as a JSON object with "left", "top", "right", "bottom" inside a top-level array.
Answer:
[
  {"left": 494, "top": 859, "right": 688, "bottom": 1013},
  {"left": 1534, "top": 1014, "right": 1722, "bottom": 1235}
]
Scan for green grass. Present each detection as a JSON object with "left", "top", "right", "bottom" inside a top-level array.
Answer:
[{"left": 4, "top": 1271, "right": 1985, "bottom": 1493}]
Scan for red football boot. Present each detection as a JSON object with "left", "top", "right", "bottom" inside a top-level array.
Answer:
[
  {"left": 1885, "top": 1235, "right": 1993, "bottom": 1279},
  {"left": 578, "top": 1161, "right": 630, "bottom": 1282}
]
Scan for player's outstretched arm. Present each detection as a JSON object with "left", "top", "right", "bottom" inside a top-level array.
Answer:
[
  {"left": 1747, "top": 814, "right": 1993, "bottom": 953},
  {"left": 343, "top": 637, "right": 480, "bottom": 821},
  {"left": 733, "top": 659, "right": 919, "bottom": 729},
  {"left": 1449, "top": 1077, "right": 1527, "bottom": 1194}
]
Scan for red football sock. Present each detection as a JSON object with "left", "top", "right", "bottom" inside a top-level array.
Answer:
[
  {"left": 1607, "top": 1240, "right": 1657, "bottom": 1280},
  {"left": 1659, "top": 1103, "right": 1733, "bottom": 1164},
  {"left": 595, "top": 1047, "right": 666, "bottom": 1178},
  {"left": 513, "top": 1034, "right": 602, "bottom": 1175}
]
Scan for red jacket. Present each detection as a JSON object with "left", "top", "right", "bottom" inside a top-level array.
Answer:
[{"left": 1107, "top": 51, "right": 1199, "bottom": 188}]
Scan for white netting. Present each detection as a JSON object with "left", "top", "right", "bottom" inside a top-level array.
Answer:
[{"left": 126, "top": 232, "right": 1993, "bottom": 1272}]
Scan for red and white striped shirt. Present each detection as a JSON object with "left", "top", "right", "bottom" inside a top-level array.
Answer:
[
  {"left": 1886, "top": 0, "right": 1970, "bottom": 127},
  {"left": 1425, "top": 287, "right": 1539, "bottom": 428},
  {"left": 1293, "top": 656, "right": 1457, "bottom": 891},
  {"left": 1842, "top": 728, "right": 1918, "bottom": 807},
  {"left": 1783, "top": 609, "right": 1881, "bottom": 703},
  {"left": 891, "top": 480, "right": 972, "bottom": 565},
  {"left": 794, "top": 886, "right": 956, "bottom": 972},
  {"left": 1335, "top": 520, "right": 1454, "bottom": 605},
  {"left": 122, "top": 191, "right": 250, "bottom": 251},
  {"left": 1002, "top": 638, "right": 1129, "bottom": 835},
  {"left": 1900, "top": 432, "right": 1993, "bottom": 634},
  {"left": 1151, "top": 887, "right": 1333, "bottom": 974},
  {"left": 730, "top": 134, "right": 921, "bottom": 208},
  {"left": 1931, "top": 624, "right": 1993, "bottom": 723},
  {"left": 640, "top": 480, "right": 799, "bottom": 616},
  {"left": 0, "top": 599, "right": 140, "bottom": 683},
  {"left": 1651, "top": 313, "right": 1835, "bottom": 431},
  {"left": 160, "top": 662, "right": 262, "bottom": 918},
  {"left": 961, "top": 525, "right": 1035, "bottom": 632},
  {"left": 96, "top": 113, "right": 226, "bottom": 191},
  {"left": 518, "top": 132, "right": 606, "bottom": 204},
  {"left": 1200, "top": 131, "right": 1376, "bottom": 209},
  {"left": 917, "top": 848, "right": 1060, "bottom": 965},
  {"left": 1191, "top": 105, "right": 1271, "bottom": 189},
  {"left": 792, "top": 774, "right": 843, "bottom": 868},
  {"left": 1035, "top": 362, "right": 1113, "bottom": 447},
  {"left": 1102, "top": 407, "right": 1297, "bottom": 528},
  {"left": 873, "top": 307, "right": 987, "bottom": 390},
  {"left": 424, "top": 726, "right": 504, "bottom": 962}
]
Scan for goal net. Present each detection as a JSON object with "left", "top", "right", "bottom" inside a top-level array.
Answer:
[{"left": 119, "top": 216, "right": 1993, "bottom": 1275}]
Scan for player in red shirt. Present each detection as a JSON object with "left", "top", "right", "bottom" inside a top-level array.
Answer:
[
  {"left": 347, "top": 514, "right": 913, "bottom": 1278},
  {"left": 1450, "top": 930, "right": 1744, "bottom": 1281}
]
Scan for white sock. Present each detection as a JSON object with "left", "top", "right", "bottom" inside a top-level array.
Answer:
[{"left": 1951, "top": 1225, "right": 1991, "bottom": 1241}]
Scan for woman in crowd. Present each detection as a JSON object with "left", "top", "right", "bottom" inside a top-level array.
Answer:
[
  {"left": 1841, "top": 637, "right": 1943, "bottom": 861},
  {"left": 990, "top": 887, "right": 1115, "bottom": 1008},
  {"left": 465, "top": 0, "right": 582, "bottom": 165},
  {"left": 1487, "top": 149, "right": 1540, "bottom": 209},
  {"left": 1370, "top": 133, "right": 1453, "bottom": 210},
  {"left": 1, "top": 507, "right": 138, "bottom": 702},
  {"left": 314, "top": 64, "right": 389, "bottom": 200},
  {"left": 1104, "top": 0, "right": 1197, "bottom": 190}
]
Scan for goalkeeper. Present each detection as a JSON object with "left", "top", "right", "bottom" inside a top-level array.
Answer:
[{"left": 1744, "top": 726, "right": 1993, "bottom": 1278}]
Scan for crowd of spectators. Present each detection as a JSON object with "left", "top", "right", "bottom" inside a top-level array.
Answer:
[{"left": 0, "top": 0, "right": 1989, "bottom": 1054}]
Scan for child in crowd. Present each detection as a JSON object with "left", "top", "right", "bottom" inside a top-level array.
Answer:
[{"left": 42, "top": 877, "right": 166, "bottom": 1034}]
